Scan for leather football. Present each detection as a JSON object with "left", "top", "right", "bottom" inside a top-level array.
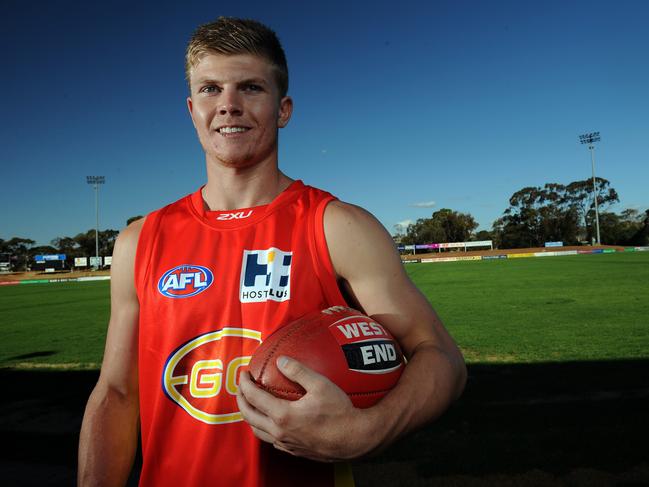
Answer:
[{"left": 248, "top": 306, "right": 404, "bottom": 408}]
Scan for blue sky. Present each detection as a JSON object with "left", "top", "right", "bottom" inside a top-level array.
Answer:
[{"left": 2, "top": 0, "right": 648, "bottom": 246}]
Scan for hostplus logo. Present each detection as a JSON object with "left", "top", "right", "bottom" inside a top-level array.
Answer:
[{"left": 239, "top": 248, "right": 292, "bottom": 303}]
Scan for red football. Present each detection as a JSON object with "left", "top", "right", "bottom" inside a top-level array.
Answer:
[{"left": 248, "top": 306, "right": 404, "bottom": 408}]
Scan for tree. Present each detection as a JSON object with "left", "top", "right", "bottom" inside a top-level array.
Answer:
[
  {"left": 99, "top": 229, "right": 119, "bottom": 256},
  {"left": 74, "top": 230, "right": 97, "bottom": 257},
  {"left": 402, "top": 218, "right": 444, "bottom": 245},
  {"left": 127, "top": 215, "right": 144, "bottom": 226},
  {"left": 433, "top": 208, "right": 478, "bottom": 243},
  {"left": 472, "top": 230, "right": 494, "bottom": 242},
  {"left": 31, "top": 245, "right": 59, "bottom": 255},
  {"left": 52, "top": 236, "right": 79, "bottom": 254},
  {"left": 52, "top": 236, "right": 87, "bottom": 268},
  {"left": 4, "top": 237, "right": 36, "bottom": 270},
  {"left": 401, "top": 209, "right": 478, "bottom": 245},
  {"left": 72, "top": 229, "right": 119, "bottom": 258},
  {"left": 626, "top": 209, "right": 649, "bottom": 246},
  {"left": 494, "top": 179, "right": 618, "bottom": 248},
  {"left": 564, "top": 178, "right": 619, "bottom": 242},
  {"left": 581, "top": 208, "right": 646, "bottom": 246},
  {"left": 495, "top": 185, "right": 573, "bottom": 248}
]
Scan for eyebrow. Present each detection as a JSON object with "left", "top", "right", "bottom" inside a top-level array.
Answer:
[
  {"left": 193, "top": 77, "right": 269, "bottom": 86},
  {"left": 238, "top": 78, "right": 269, "bottom": 86}
]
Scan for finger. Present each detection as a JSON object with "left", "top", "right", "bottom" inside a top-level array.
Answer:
[
  {"left": 273, "top": 441, "right": 296, "bottom": 456},
  {"left": 238, "top": 372, "right": 298, "bottom": 437},
  {"left": 273, "top": 443, "right": 331, "bottom": 463},
  {"left": 236, "top": 384, "right": 279, "bottom": 436},
  {"left": 238, "top": 370, "right": 287, "bottom": 417},
  {"left": 276, "top": 356, "right": 331, "bottom": 392},
  {"left": 250, "top": 425, "right": 276, "bottom": 445}
]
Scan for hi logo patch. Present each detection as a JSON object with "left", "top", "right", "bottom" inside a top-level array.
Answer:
[
  {"left": 158, "top": 264, "right": 213, "bottom": 298},
  {"left": 239, "top": 248, "right": 292, "bottom": 303}
]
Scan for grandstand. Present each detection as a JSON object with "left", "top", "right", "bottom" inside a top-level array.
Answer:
[{"left": 398, "top": 240, "right": 493, "bottom": 254}]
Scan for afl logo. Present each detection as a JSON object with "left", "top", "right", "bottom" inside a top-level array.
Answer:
[
  {"left": 163, "top": 328, "right": 262, "bottom": 424},
  {"left": 158, "top": 264, "right": 213, "bottom": 298}
]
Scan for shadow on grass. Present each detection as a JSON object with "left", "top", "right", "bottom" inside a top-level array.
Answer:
[
  {"left": 1, "top": 360, "right": 648, "bottom": 486},
  {"left": 6, "top": 351, "right": 58, "bottom": 361}
]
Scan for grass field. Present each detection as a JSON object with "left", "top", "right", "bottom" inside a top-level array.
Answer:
[
  {"left": 2, "top": 251, "right": 649, "bottom": 486},
  {"left": 0, "top": 252, "right": 647, "bottom": 369},
  {"left": 0, "top": 281, "right": 109, "bottom": 368},
  {"left": 408, "top": 252, "right": 649, "bottom": 363}
]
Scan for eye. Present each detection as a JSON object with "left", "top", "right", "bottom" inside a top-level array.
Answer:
[
  {"left": 199, "top": 84, "right": 220, "bottom": 94},
  {"left": 243, "top": 83, "right": 263, "bottom": 92}
]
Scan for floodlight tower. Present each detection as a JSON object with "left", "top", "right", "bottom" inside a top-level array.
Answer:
[
  {"left": 579, "top": 132, "right": 601, "bottom": 245},
  {"left": 86, "top": 176, "right": 105, "bottom": 269}
]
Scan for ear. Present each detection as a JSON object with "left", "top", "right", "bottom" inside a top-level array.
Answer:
[
  {"left": 186, "top": 96, "right": 197, "bottom": 128},
  {"left": 277, "top": 96, "right": 293, "bottom": 128}
]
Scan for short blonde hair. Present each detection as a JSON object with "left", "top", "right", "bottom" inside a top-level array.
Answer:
[{"left": 185, "top": 17, "right": 289, "bottom": 97}]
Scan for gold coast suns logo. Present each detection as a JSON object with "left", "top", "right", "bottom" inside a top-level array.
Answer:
[{"left": 162, "top": 328, "right": 262, "bottom": 424}]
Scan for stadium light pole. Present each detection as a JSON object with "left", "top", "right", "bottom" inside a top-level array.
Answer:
[
  {"left": 579, "top": 132, "right": 601, "bottom": 245},
  {"left": 86, "top": 176, "right": 105, "bottom": 270}
]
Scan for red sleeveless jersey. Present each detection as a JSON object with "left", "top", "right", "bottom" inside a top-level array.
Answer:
[{"left": 134, "top": 180, "right": 354, "bottom": 487}]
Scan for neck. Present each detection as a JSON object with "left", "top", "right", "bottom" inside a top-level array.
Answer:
[{"left": 201, "top": 156, "right": 293, "bottom": 211}]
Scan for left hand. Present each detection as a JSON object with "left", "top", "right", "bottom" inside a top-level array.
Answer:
[{"left": 236, "top": 355, "right": 376, "bottom": 462}]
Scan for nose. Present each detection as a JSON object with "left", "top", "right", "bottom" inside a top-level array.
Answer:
[{"left": 218, "top": 87, "right": 243, "bottom": 116}]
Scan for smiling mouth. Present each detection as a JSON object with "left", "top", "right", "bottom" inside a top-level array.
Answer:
[{"left": 217, "top": 126, "right": 250, "bottom": 134}]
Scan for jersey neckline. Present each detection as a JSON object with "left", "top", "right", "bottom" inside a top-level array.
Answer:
[{"left": 187, "top": 180, "right": 306, "bottom": 230}]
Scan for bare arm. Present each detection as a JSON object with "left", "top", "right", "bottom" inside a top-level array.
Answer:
[
  {"left": 78, "top": 219, "right": 143, "bottom": 486},
  {"left": 237, "top": 201, "right": 466, "bottom": 460},
  {"left": 324, "top": 201, "right": 466, "bottom": 452}
]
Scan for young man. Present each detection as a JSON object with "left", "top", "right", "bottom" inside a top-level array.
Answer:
[{"left": 78, "top": 17, "right": 466, "bottom": 487}]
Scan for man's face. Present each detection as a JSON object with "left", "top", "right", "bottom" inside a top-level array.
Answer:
[{"left": 187, "top": 53, "right": 292, "bottom": 169}]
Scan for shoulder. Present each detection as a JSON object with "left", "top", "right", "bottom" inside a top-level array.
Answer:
[
  {"left": 323, "top": 200, "right": 400, "bottom": 279},
  {"left": 116, "top": 217, "right": 146, "bottom": 252},
  {"left": 116, "top": 192, "right": 186, "bottom": 254},
  {"left": 110, "top": 218, "right": 147, "bottom": 275},
  {"left": 323, "top": 200, "right": 386, "bottom": 237}
]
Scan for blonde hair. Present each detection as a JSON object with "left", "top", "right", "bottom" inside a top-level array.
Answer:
[{"left": 185, "top": 17, "right": 289, "bottom": 97}]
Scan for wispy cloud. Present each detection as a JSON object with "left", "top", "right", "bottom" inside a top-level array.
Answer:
[{"left": 409, "top": 200, "right": 436, "bottom": 208}]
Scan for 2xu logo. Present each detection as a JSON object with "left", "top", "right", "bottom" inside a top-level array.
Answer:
[
  {"left": 216, "top": 210, "right": 253, "bottom": 221},
  {"left": 158, "top": 264, "right": 213, "bottom": 298},
  {"left": 328, "top": 315, "right": 403, "bottom": 374},
  {"left": 163, "top": 328, "right": 262, "bottom": 424}
]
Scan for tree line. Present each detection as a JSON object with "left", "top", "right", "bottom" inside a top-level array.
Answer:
[
  {"left": 0, "top": 216, "right": 143, "bottom": 271},
  {"left": 3, "top": 180, "right": 649, "bottom": 272},
  {"left": 396, "top": 178, "right": 649, "bottom": 249}
]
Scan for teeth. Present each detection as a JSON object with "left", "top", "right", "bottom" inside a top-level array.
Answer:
[{"left": 219, "top": 127, "right": 248, "bottom": 134}]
